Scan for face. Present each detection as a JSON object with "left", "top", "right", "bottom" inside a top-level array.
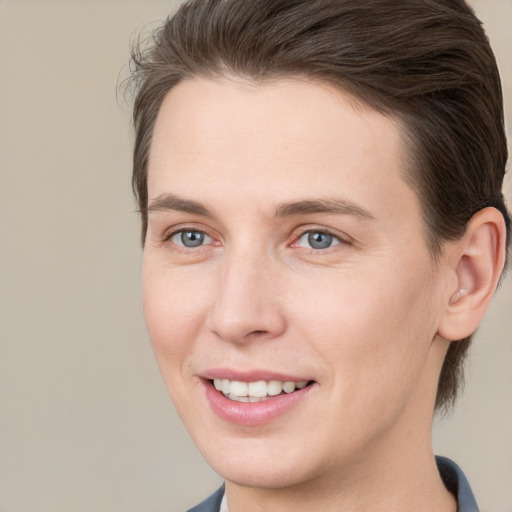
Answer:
[{"left": 143, "top": 78, "right": 450, "bottom": 491}]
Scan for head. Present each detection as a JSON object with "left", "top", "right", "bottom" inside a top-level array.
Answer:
[
  {"left": 130, "top": 0, "right": 510, "bottom": 414},
  {"left": 130, "top": 0, "right": 510, "bottom": 496}
]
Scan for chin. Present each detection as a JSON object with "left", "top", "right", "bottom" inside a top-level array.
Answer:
[
  {"left": 194, "top": 431, "right": 324, "bottom": 490},
  {"left": 211, "top": 457, "right": 312, "bottom": 490}
]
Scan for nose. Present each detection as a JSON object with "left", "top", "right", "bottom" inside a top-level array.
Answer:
[{"left": 208, "top": 249, "right": 286, "bottom": 344}]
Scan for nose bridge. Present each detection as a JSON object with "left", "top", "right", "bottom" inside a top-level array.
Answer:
[{"left": 209, "top": 243, "right": 285, "bottom": 343}]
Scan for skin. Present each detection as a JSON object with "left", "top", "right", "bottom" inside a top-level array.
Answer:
[{"left": 143, "top": 77, "right": 461, "bottom": 512}]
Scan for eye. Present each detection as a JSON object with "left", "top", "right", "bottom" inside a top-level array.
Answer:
[
  {"left": 296, "top": 230, "right": 342, "bottom": 250},
  {"left": 171, "top": 229, "right": 213, "bottom": 248}
]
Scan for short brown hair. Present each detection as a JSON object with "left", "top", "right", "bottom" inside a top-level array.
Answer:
[{"left": 128, "top": 0, "right": 510, "bottom": 411}]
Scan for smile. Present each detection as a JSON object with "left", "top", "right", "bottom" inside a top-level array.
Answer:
[
  {"left": 213, "top": 378, "right": 310, "bottom": 402},
  {"left": 203, "top": 375, "right": 316, "bottom": 426}
]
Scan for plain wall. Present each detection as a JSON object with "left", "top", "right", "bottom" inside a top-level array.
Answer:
[{"left": 0, "top": 1, "right": 510, "bottom": 511}]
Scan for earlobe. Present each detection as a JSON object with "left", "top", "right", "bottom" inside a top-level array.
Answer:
[{"left": 438, "top": 207, "right": 507, "bottom": 341}]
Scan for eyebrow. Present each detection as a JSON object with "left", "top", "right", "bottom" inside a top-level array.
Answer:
[
  {"left": 147, "top": 193, "right": 213, "bottom": 217},
  {"left": 274, "top": 198, "right": 375, "bottom": 220},
  {"left": 147, "top": 193, "right": 374, "bottom": 221}
]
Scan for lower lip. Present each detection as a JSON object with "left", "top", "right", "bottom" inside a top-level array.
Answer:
[{"left": 203, "top": 380, "right": 316, "bottom": 426}]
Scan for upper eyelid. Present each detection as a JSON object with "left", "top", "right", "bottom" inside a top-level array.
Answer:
[
  {"left": 297, "top": 229, "right": 341, "bottom": 241},
  {"left": 163, "top": 224, "right": 214, "bottom": 241},
  {"left": 169, "top": 227, "right": 211, "bottom": 238},
  {"left": 291, "top": 225, "right": 350, "bottom": 242}
]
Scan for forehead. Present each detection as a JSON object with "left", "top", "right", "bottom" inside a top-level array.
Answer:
[
  {"left": 147, "top": 77, "right": 422, "bottom": 237},
  {"left": 149, "top": 77, "right": 404, "bottom": 166}
]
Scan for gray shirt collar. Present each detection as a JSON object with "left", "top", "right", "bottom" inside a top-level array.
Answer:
[{"left": 436, "top": 456, "right": 479, "bottom": 512}]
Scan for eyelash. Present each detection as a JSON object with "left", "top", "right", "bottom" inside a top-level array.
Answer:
[{"left": 162, "top": 226, "right": 350, "bottom": 252}]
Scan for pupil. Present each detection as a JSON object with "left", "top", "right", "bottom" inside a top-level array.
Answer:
[
  {"left": 308, "top": 232, "right": 332, "bottom": 249},
  {"left": 181, "top": 231, "right": 204, "bottom": 247}
]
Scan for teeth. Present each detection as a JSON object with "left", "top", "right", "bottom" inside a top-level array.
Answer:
[
  {"left": 212, "top": 378, "right": 310, "bottom": 400},
  {"left": 267, "top": 380, "right": 283, "bottom": 396},
  {"left": 227, "top": 395, "right": 272, "bottom": 403},
  {"left": 230, "top": 380, "right": 248, "bottom": 397},
  {"left": 282, "top": 381, "right": 296, "bottom": 393},
  {"left": 248, "top": 381, "right": 267, "bottom": 397}
]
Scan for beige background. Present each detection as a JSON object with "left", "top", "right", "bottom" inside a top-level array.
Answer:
[{"left": 0, "top": 1, "right": 510, "bottom": 511}]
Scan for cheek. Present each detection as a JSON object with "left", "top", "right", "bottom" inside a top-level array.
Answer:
[
  {"left": 292, "top": 264, "right": 438, "bottom": 405},
  {"left": 142, "top": 258, "right": 212, "bottom": 382}
]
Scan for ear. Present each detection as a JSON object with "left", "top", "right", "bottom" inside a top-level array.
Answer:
[{"left": 437, "top": 207, "right": 507, "bottom": 341}]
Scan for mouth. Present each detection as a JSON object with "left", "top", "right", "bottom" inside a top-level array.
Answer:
[
  {"left": 211, "top": 378, "right": 312, "bottom": 402},
  {"left": 201, "top": 370, "right": 317, "bottom": 425}
]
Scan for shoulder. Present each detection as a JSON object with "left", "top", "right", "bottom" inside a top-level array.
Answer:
[
  {"left": 186, "top": 485, "right": 225, "bottom": 512},
  {"left": 436, "top": 456, "right": 479, "bottom": 512}
]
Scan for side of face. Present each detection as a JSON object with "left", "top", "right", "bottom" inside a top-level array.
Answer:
[{"left": 142, "top": 77, "right": 454, "bottom": 490}]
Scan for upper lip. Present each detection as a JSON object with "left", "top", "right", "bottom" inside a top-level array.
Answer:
[{"left": 200, "top": 368, "right": 313, "bottom": 383}]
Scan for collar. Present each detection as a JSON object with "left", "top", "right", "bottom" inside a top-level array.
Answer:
[{"left": 436, "top": 456, "right": 479, "bottom": 512}]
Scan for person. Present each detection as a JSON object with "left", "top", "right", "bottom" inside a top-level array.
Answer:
[{"left": 128, "top": 0, "right": 510, "bottom": 510}]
